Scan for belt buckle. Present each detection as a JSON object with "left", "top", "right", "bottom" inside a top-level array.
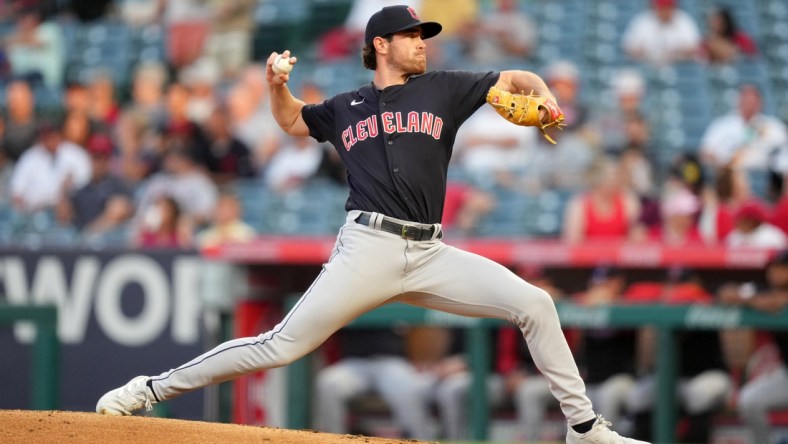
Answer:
[{"left": 401, "top": 224, "right": 420, "bottom": 240}]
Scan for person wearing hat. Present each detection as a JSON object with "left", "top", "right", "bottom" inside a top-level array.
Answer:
[
  {"left": 719, "top": 250, "right": 788, "bottom": 443},
  {"left": 56, "top": 133, "right": 134, "bottom": 236},
  {"left": 622, "top": 0, "right": 701, "bottom": 65},
  {"left": 97, "top": 6, "right": 646, "bottom": 443},
  {"left": 725, "top": 199, "right": 787, "bottom": 249}
]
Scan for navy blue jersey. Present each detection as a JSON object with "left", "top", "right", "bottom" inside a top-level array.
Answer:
[{"left": 302, "top": 70, "right": 500, "bottom": 224}]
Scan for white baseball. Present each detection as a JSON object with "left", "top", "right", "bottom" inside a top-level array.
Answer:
[{"left": 272, "top": 54, "right": 293, "bottom": 74}]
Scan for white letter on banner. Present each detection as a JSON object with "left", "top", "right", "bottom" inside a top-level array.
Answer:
[
  {"left": 1, "top": 258, "right": 36, "bottom": 343},
  {"left": 29, "top": 256, "right": 99, "bottom": 344},
  {"left": 96, "top": 255, "right": 170, "bottom": 347},
  {"left": 172, "top": 257, "right": 203, "bottom": 344}
]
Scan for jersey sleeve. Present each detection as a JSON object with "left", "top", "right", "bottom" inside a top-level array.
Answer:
[
  {"left": 441, "top": 70, "right": 500, "bottom": 124},
  {"left": 301, "top": 97, "right": 336, "bottom": 143}
]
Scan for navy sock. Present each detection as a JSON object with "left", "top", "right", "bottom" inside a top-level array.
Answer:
[
  {"left": 146, "top": 379, "right": 161, "bottom": 402},
  {"left": 572, "top": 417, "right": 596, "bottom": 434}
]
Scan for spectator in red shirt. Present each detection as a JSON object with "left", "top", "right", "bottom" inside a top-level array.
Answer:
[
  {"left": 563, "top": 157, "right": 641, "bottom": 243},
  {"left": 441, "top": 181, "right": 495, "bottom": 236},
  {"left": 701, "top": 6, "right": 757, "bottom": 64}
]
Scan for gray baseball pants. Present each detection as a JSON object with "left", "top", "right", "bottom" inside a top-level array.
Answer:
[{"left": 149, "top": 210, "right": 596, "bottom": 426}]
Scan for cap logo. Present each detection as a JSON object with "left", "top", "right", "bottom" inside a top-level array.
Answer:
[{"left": 407, "top": 7, "right": 419, "bottom": 20}]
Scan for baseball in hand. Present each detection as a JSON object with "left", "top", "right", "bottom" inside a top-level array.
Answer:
[{"left": 272, "top": 54, "right": 293, "bottom": 74}]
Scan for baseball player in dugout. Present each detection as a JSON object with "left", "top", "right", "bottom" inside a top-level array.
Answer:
[{"left": 97, "top": 6, "right": 648, "bottom": 443}]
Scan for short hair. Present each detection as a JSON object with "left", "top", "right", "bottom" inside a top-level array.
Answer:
[{"left": 361, "top": 35, "right": 393, "bottom": 70}]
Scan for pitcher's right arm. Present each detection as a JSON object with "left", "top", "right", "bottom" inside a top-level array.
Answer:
[{"left": 267, "top": 51, "right": 310, "bottom": 137}]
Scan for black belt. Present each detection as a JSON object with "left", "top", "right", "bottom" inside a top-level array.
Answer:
[{"left": 355, "top": 212, "right": 441, "bottom": 241}]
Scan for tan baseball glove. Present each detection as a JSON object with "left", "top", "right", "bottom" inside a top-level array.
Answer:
[{"left": 486, "top": 86, "right": 565, "bottom": 144}]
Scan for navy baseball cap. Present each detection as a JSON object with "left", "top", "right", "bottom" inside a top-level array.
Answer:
[{"left": 365, "top": 5, "right": 442, "bottom": 45}]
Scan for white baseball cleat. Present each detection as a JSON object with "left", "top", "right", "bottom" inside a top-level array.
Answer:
[
  {"left": 566, "top": 415, "right": 651, "bottom": 444},
  {"left": 96, "top": 375, "right": 157, "bottom": 415}
]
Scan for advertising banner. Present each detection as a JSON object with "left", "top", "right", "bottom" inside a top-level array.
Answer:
[{"left": 0, "top": 248, "right": 207, "bottom": 419}]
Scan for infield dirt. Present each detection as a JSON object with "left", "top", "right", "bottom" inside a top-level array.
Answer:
[{"left": 0, "top": 410, "right": 433, "bottom": 444}]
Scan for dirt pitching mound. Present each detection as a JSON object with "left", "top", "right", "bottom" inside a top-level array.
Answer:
[{"left": 0, "top": 410, "right": 434, "bottom": 444}]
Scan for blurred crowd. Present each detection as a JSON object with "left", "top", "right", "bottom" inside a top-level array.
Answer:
[
  {"left": 0, "top": 0, "right": 786, "bottom": 248},
  {"left": 0, "top": 1, "right": 785, "bottom": 443}
]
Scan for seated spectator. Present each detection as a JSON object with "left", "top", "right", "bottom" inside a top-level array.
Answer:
[
  {"left": 617, "top": 113, "right": 656, "bottom": 200},
  {"left": 594, "top": 69, "right": 648, "bottom": 153},
  {"left": 525, "top": 62, "right": 596, "bottom": 192},
  {"left": 121, "top": 63, "right": 168, "bottom": 128},
  {"left": 421, "top": 0, "right": 477, "bottom": 38},
  {"left": 544, "top": 61, "right": 589, "bottom": 135},
  {"left": 4, "top": 7, "right": 65, "bottom": 88},
  {"left": 454, "top": 104, "right": 537, "bottom": 189},
  {"left": 137, "top": 147, "right": 218, "bottom": 227},
  {"left": 441, "top": 181, "right": 495, "bottom": 237},
  {"left": 228, "top": 66, "right": 280, "bottom": 169},
  {"left": 318, "top": 0, "right": 421, "bottom": 61},
  {"left": 526, "top": 134, "right": 597, "bottom": 193},
  {"left": 701, "top": 6, "right": 757, "bottom": 64},
  {"left": 119, "top": 0, "right": 164, "bottom": 27},
  {"left": 10, "top": 121, "right": 91, "bottom": 213},
  {"left": 64, "top": 81, "right": 90, "bottom": 115},
  {"left": 264, "top": 136, "right": 324, "bottom": 192},
  {"left": 700, "top": 84, "right": 787, "bottom": 174},
  {"left": 1, "top": 80, "right": 39, "bottom": 163},
  {"left": 314, "top": 327, "right": 431, "bottom": 440},
  {"left": 635, "top": 188, "right": 704, "bottom": 246},
  {"left": 562, "top": 157, "right": 641, "bottom": 244},
  {"left": 263, "top": 83, "right": 329, "bottom": 191},
  {"left": 718, "top": 249, "right": 788, "bottom": 444},
  {"left": 117, "top": 62, "right": 169, "bottom": 182},
  {"left": 161, "top": 82, "right": 200, "bottom": 147},
  {"left": 461, "top": 0, "right": 535, "bottom": 66},
  {"left": 62, "top": 110, "right": 92, "bottom": 149},
  {"left": 164, "top": 0, "right": 211, "bottom": 69},
  {"left": 56, "top": 134, "right": 133, "bottom": 235},
  {"left": 201, "top": 0, "right": 255, "bottom": 79},
  {"left": 699, "top": 166, "right": 751, "bottom": 244},
  {"left": 725, "top": 200, "right": 787, "bottom": 249},
  {"left": 87, "top": 72, "right": 121, "bottom": 131},
  {"left": 197, "top": 191, "right": 255, "bottom": 248},
  {"left": 624, "top": 269, "right": 732, "bottom": 443},
  {"left": 621, "top": 0, "right": 700, "bottom": 65},
  {"left": 192, "top": 106, "right": 255, "bottom": 184},
  {"left": 180, "top": 58, "right": 220, "bottom": 125},
  {"left": 135, "top": 195, "right": 192, "bottom": 248}
]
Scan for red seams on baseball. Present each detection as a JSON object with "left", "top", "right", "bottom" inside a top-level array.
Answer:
[{"left": 543, "top": 99, "right": 562, "bottom": 119}]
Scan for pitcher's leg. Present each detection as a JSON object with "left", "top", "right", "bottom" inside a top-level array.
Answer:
[
  {"left": 151, "top": 226, "right": 404, "bottom": 400},
  {"left": 400, "top": 245, "right": 595, "bottom": 426}
]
